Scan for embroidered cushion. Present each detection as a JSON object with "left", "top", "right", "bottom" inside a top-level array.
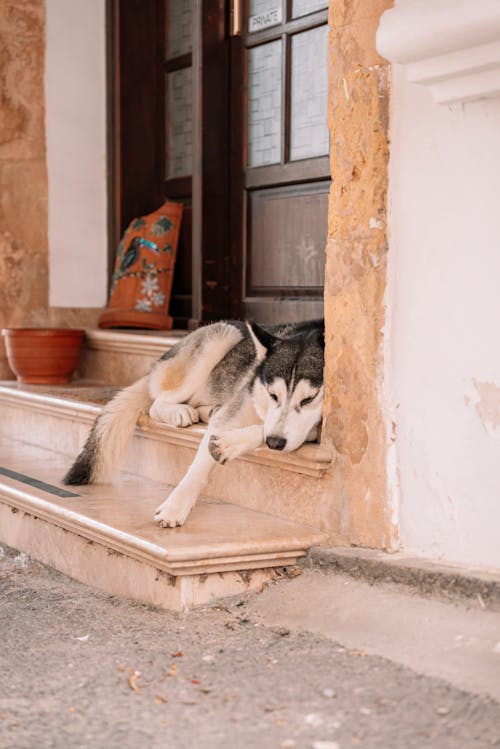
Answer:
[{"left": 99, "top": 200, "right": 183, "bottom": 330}]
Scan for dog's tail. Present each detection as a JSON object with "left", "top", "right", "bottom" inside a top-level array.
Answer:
[{"left": 63, "top": 375, "right": 151, "bottom": 485}]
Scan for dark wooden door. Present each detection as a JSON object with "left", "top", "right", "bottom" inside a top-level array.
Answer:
[
  {"left": 230, "top": 1, "right": 330, "bottom": 323},
  {"left": 113, "top": 1, "right": 329, "bottom": 327}
]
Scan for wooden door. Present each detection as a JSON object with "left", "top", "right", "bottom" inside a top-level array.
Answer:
[
  {"left": 230, "top": 0, "right": 330, "bottom": 323},
  {"left": 113, "top": 1, "right": 329, "bottom": 327}
]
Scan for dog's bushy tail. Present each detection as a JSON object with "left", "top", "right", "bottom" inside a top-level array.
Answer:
[{"left": 63, "top": 375, "right": 151, "bottom": 485}]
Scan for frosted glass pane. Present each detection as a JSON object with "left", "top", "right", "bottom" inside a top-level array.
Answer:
[
  {"left": 166, "top": 68, "right": 192, "bottom": 178},
  {"left": 247, "top": 41, "right": 282, "bottom": 167},
  {"left": 290, "top": 25, "right": 329, "bottom": 161},
  {"left": 292, "top": 0, "right": 327, "bottom": 18},
  {"left": 249, "top": 0, "right": 281, "bottom": 13},
  {"left": 248, "top": 0, "right": 283, "bottom": 32},
  {"left": 167, "top": 0, "right": 192, "bottom": 58}
]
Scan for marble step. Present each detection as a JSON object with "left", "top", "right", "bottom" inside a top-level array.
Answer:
[
  {"left": 0, "top": 438, "right": 326, "bottom": 610},
  {"left": 0, "top": 383, "right": 334, "bottom": 532},
  {"left": 78, "top": 329, "right": 184, "bottom": 386}
]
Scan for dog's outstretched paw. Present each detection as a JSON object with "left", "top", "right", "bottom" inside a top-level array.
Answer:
[
  {"left": 208, "top": 433, "right": 244, "bottom": 464},
  {"left": 208, "top": 434, "right": 227, "bottom": 464},
  {"left": 154, "top": 490, "right": 194, "bottom": 528}
]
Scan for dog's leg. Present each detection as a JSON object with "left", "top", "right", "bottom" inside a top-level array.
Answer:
[
  {"left": 208, "top": 425, "right": 264, "bottom": 465},
  {"left": 154, "top": 432, "right": 216, "bottom": 527}
]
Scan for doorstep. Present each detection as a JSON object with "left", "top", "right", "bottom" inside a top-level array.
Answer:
[{"left": 0, "top": 438, "right": 326, "bottom": 611}]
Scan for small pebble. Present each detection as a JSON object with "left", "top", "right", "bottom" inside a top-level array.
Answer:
[
  {"left": 311, "top": 742, "right": 339, "bottom": 749},
  {"left": 273, "top": 627, "right": 291, "bottom": 637},
  {"left": 436, "top": 706, "right": 450, "bottom": 716},
  {"left": 322, "top": 688, "right": 337, "bottom": 699},
  {"left": 281, "top": 741, "right": 296, "bottom": 749},
  {"left": 305, "top": 713, "right": 324, "bottom": 727}
]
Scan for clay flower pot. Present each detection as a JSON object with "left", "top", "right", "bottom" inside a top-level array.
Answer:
[{"left": 1, "top": 328, "right": 85, "bottom": 385}]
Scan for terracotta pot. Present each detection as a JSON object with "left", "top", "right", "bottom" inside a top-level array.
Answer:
[{"left": 1, "top": 328, "right": 85, "bottom": 385}]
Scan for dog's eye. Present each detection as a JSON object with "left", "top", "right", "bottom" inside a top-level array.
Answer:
[
  {"left": 269, "top": 392, "right": 278, "bottom": 403},
  {"left": 299, "top": 395, "right": 315, "bottom": 408}
]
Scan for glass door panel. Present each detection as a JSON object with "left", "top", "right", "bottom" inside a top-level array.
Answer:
[
  {"left": 290, "top": 25, "right": 329, "bottom": 161},
  {"left": 234, "top": 1, "right": 330, "bottom": 322},
  {"left": 247, "top": 41, "right": 282, "bottom": 167}
]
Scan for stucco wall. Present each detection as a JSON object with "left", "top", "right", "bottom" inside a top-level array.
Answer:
[
  {"left": 45, "top": 0, "right": 108, "bottom": 308},
  {"left": 386, "top": 68, "right": 500, "bottom": 567},
  {"left": 323, "top": 0, "right": 395, "bottom": 549},
  {"left": 0, "top": 1, "right": 101, "bottom": 380}
]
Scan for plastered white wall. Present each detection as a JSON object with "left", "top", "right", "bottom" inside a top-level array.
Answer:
[
  {"left": 386, "top": 68, "right": 500, "bottom": 569},
  {"left": 45, "top": 0, "right": 108, "bottom": 307}
]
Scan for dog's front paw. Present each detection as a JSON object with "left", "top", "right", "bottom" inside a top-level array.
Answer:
[
  {"left": 154, "top": 489, "right": 195, "bottom": 528},
  {"left": 149, "top": 402, "right": 199, "bottom": 428},
  {"left": 208, "top": 434, "right": 242, "bottom": 464},
  {"left": 208, "top": 434, "right": 225, "bottom": 464}
]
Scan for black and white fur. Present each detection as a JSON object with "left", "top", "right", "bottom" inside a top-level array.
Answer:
[{"left": 63, "top": 319, "right": 324, "bottom": 527}]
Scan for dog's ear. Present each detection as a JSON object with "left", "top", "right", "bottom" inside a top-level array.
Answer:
[
  {"left": 247, "top": 321, "right": 277, "bottom": 354},
  {"left": 307, "top": 326, "right": 325, "bottom": 350}
]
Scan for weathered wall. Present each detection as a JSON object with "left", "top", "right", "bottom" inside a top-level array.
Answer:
[
  {"left": 0, "top": 1, "right": 49, "bottom": 377},
  {"left": 386, "top": 62, "right": 500, "bottom": 568},
  {"left": 0, "top": 1, "right": 100, "bottom": 380},
  {"left": 323, "top": 0, "right": 395, "bottom": 549}
]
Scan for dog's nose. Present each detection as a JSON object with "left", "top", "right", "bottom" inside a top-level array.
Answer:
[{"left": 266, "top": 435, "right": 287, "bottom": 451}]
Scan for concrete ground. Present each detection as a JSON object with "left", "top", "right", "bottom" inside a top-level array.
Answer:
[{"left": 1, "top": 547, "right": 500, "bottom": 749}]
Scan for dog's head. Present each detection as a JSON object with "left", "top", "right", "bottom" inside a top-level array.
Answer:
[{"left": 249, "top": 321, "right": 324, "bottom": 452}]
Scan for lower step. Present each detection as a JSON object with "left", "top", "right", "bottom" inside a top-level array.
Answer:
[{"left": 0, "top": 438, "right": 326, "bottom": 611}]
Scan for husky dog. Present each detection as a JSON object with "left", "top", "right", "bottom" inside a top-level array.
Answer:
[{"left": 63, "top": 319, "right": 324, "bottom": 528}]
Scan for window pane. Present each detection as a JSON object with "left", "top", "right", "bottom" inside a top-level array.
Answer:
[
  {"left": 290, "top": 25, "right": 329, "bottom": 161},
  {"left": 292, "top": 0, "right": 327, "bottom": 19},
  {"left": 247, "top": 41, "right": 282, "bottom": 167},
  {"left": 166, "top": 67, "right": 192, "bottom": 178},
  {"left": 248, "top": 0, "right": 283, "bottom": 33},
  {"left": 166, "top": 0, "right": 192, "bottom": 59}
]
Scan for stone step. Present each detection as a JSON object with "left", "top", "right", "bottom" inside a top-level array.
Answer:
[
  {"left": 0, "top": 438, "right": 326, "bottom": 611},
  {"left": 0, "top": 383, "right": 334, "bottom": 532},
  {"left": 78, "top": 329, "right": 184, "bottom": 386}
]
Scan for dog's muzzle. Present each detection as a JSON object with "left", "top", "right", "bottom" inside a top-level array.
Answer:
[{"left": 266, "top": 435, "right": 287, "bottom": 451}]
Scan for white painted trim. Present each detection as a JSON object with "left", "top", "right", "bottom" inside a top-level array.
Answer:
[
  {"left": 376, "top": 0, "right": 500, "bottom": 104},
  {"left": 45, "top": 0, "right": 108, "bottom": 307}
]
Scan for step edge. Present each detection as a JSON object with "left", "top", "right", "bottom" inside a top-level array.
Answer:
[
  {"left": 84, "top": 329, "right": 182, "bottom": 357},
  {"left": 307, "top": 546, "right": 500, "bottom": 610},
  {"left": 0, "top": 481, "right": 324, "bottom": 574}
]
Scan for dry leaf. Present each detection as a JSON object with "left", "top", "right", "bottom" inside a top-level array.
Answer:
[
  {"left": 128, "top": 670, "right": 142, "bottom": 692},
  {"left": 191, "top": 679, "right": 201, "bottom": 685},
  {"left": 166, "top": 664, "right": 178, "bottom": 677},
  {"left": 171, "top": 651, "right": 184, "bottom": 658},
  {"left": 154, "top": 694, "right": 168, "bottom": 704}
]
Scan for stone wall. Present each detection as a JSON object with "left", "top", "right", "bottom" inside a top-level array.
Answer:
[
  {"left": 323, "top": 0, "right": 395, "bottom": 549},
  {"left": 0, "top": 1, "right": 48, "bottom": 378},
  {"left": 0, "top": 1, "right": 100, "bottom": 379}
]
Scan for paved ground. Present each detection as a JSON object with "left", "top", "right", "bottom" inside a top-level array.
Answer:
[{"left": 1, "top": 548, "right": 500, "bottom": 749}]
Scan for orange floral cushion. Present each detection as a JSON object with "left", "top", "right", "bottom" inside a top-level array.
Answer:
[{"left": 99, "top": 200, "right": 183, "bottom": 330}]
